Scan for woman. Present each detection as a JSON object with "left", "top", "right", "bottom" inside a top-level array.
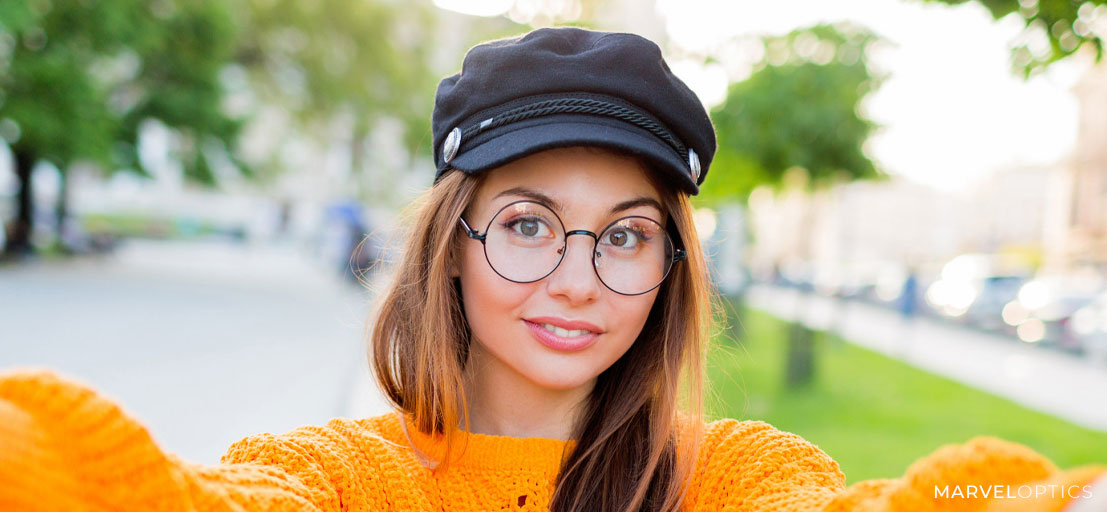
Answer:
[{"left": 1, "top": 27, "right": 1104, "bottom": 512}]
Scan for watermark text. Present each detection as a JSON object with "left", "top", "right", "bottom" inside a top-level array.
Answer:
[{"left": 935, "top": 484, "right": 1092, "bottom": 500}]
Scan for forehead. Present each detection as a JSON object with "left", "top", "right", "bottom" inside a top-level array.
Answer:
[{"left": 471, "top": 147, "right": 664, "bottom": 215}]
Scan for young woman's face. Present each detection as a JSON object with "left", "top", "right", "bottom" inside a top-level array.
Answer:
[{"left": 455, "top": 146, "right": 666, "bottom": 392}]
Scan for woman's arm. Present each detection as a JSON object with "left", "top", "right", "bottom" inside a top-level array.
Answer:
[
  {"left": 685, "top": 419, "right": 847, "bottom": 511},
  {"left": 824, "top": 435, "right": 1105, "bottom": 511},
  {"left": 690, "top": 419, "right": 1106, "bottom": 512},
  {"left": 0, "top": 369, "right": 346, "bottom": 512}
]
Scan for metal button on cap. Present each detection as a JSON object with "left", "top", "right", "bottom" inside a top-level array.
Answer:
[
  {"left": 443, "top": 127, "right": 462, "bottom": 164},
  {"left": 688, "top": 148, "right": 701, "bottom": 181}
]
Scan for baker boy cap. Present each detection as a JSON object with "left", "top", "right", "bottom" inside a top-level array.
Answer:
[{"left": 431, "top": 27, "right": 717, "bottom": 195}]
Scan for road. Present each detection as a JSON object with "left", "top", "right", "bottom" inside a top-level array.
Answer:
[{"left": 0, "top": 239, "right": 394, "bottom": 464}]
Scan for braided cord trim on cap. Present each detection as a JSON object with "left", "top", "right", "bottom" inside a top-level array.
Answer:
[{"left": 457, "top": 97, "right": 689, "bottom": 160}]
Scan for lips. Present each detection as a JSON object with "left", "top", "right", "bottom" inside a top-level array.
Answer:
[
  {"left": 523, "top": 316, "right": 604, "bottom": 333},
  {"left": 523, "top": 319, "right": 601, "bottom": 352}
]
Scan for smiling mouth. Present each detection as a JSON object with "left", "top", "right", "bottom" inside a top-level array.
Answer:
[
  {"left": 522, "top": 319, "right": 600, "bottom": 352},
  {"left": 536, "top": 322, "right": 593, "bottom": 338}
]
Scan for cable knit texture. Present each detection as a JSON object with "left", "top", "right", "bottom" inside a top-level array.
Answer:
[{"left": 1, "top": 369, "right": 1103, "bottom": 511}]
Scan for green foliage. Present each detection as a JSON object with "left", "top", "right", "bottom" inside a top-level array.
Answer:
[
  {"left": 0, "top": 0, "right": 450, "bottom": 252},
  {"left": 233, "top": 0, "right": 438, "bottom": 159},
  {"left": 131, "top": 1, "right": 244, "bottom": 185},
  {"left": 706, "top": 304, "right": 1107, "bottom": 483},
  {"left": 924, "top": 0, "right": 1107, "bottom": 77},
  {"left": 2, "top": 0, "right": 132, "bottom": 168},
  {"left": 0, "top": 0, "right": 244, "bottom": 183},
  {"left": 700, "top": 24, "right": 884, "bottom": 205},
  {"left": 0, "top": 0, "right": 440, "bottom": 185},
  {"left": 2, "top": 36, "right": 115, "bottom": 167}
]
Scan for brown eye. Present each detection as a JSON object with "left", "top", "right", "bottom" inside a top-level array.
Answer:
[
  {"left": 502, "top": 215, "right": 552, "bottom": 239},
  {"left": 604, "top": 228, "right": 640, "bottom": 249},
  {"left": 609, "top": 231, "right": 628, "bottom": 246}
]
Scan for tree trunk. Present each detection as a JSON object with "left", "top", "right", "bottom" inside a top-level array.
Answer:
[
  {"left": 3, "top": 149, "right": 36, "bottom": 257},
  {"left": 55, "top": 170, "right": 70, "bottom": 253},
  {"left": 784, "top": 189, "right": 819, "bottom": 389},
  {"left": 350, "top": 121, "right": 369, "bottom": 199},
  {"left": 785, "top": 321, "right": 816, "bottom": 388}
]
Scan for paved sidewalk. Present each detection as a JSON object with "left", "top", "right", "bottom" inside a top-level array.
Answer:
[{"left": 746, "top": 284, "right": 1107, "bottom": 432}]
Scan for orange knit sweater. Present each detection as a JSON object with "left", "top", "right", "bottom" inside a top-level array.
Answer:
[{"left": 1, "top": 369, "right": 1103, "bottom": 511}]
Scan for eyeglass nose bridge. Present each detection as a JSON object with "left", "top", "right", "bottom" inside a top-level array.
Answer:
[
  {"left": 565, "top": 229, "right": 598, "bottom": 239},
  {"left": 554, "top": 229, "right": 604, "bottom": 271},
  {"left": 557, "top": 229, "right": 599, "bottom": 253}
]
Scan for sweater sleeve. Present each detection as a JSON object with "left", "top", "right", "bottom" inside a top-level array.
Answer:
[
  {"left": 0, "top": 368, "right": 346, "bottom": 512},
  {"left": 690, "top": 419, "right": 1107, "bottom": 512}
]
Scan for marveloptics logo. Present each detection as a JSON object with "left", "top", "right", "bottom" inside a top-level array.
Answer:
[{"left": 935, "top": 484, "right": 1092, "bottom": 500}]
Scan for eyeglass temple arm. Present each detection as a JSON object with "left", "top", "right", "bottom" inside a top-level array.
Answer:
[
  {"left": 458, "top": 216, "right": 486, "bottom": 241},
  {"left": 673, "top": 248, "right": 686, "bottom": 262}
]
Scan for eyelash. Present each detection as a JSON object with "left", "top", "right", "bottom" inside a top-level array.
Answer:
[
  {"left": 500, "top": 216, "right": 653, "bottom": 244},
  {"left": 501, "top": 216, "right": 553, "bottom": 235}
]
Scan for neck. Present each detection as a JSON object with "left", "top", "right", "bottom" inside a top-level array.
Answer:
[{"left": 460, "top": 342, "right": 593, "bottom": 441}]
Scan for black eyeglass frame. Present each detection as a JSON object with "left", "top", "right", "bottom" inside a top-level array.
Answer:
[{"left": 457, "top": 199, "right": 687, "bottom": 296}]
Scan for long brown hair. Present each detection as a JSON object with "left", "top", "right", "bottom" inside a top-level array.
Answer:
[{"left": 369, "top": 150, "right": 721, "bottom": 511}]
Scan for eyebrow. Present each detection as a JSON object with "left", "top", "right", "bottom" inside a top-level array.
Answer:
[{"left": 493, "top": 187, "right": 664, "bottom": 218}]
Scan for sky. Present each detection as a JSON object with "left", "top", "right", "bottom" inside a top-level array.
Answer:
[{"left": 435, "top": 0, "right": 1095, "bottom": 192}]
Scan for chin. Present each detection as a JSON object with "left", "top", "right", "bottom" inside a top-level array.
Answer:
[{"left": 521, "top": 365, "right": 598, "bottom": 391}]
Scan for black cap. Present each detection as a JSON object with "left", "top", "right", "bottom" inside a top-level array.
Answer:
[{"left": 431, "top": 27, "right": 716, "bottom": 195}]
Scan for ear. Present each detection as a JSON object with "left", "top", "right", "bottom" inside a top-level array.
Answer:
[{"left": 447, "top": 258, "right": 461, "bottom": 279}]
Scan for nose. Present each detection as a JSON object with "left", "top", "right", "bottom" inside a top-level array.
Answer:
[{"left": 545, "top": 233, "right": 602, "bottom": 304}]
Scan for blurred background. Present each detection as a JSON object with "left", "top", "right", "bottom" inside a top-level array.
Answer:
[{"left": 2, "top": 0, "right": 1107, "bottom": 482}]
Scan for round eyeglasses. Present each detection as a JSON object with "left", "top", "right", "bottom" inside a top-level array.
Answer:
[{"left": 457, "top": 200, "right": 686, "bottom": 296}]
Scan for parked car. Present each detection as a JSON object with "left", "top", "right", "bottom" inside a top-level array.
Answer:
[
  {"left": 1002, "top": 277, "right": 1104, "bottom": 354},
  {"left": 925, "top": 254, "right": 1034, "bottom": 332},
  {"left": 964, "top": 275, "right": 1027, "bottom": 331},
  {"left": 1067, "top": 292, "right": 1107, "bottom": 364},
  {"left": 927, "top": 274, "right": 1025, "bottom": 331}
]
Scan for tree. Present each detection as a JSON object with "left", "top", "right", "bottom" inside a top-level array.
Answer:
[
  {"left": 0, "top": 0, "right": 243, "bottom": 256},
  {"left": 1, "top": 0, "right": 445, "bottom": 256},
  {"left": 703, "top": 24, "right": 885, "bottom": 388},
  {"left": 123, "top": 1, "right": 245, "bottom": 186},
  {"left": 925, "top": 0, "right": 1107, "bottom": 76},
  {"left": 231, "top": 0, "right": 439, "bottom": 202},
  {"left": 702, "top": 24, "right": 882, "bottom": 204}
]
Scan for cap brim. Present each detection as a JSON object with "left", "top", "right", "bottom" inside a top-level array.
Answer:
[{"left": 446, "top": 115, "right": 699, "bottom": 195}]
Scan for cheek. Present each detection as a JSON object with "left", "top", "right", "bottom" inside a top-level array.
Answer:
[
  {"left": 458, "top": 244, "right": 529, "bottom": 336},
  {"left": 607, "top": 292, "right": 659, "bottom": 352}
]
